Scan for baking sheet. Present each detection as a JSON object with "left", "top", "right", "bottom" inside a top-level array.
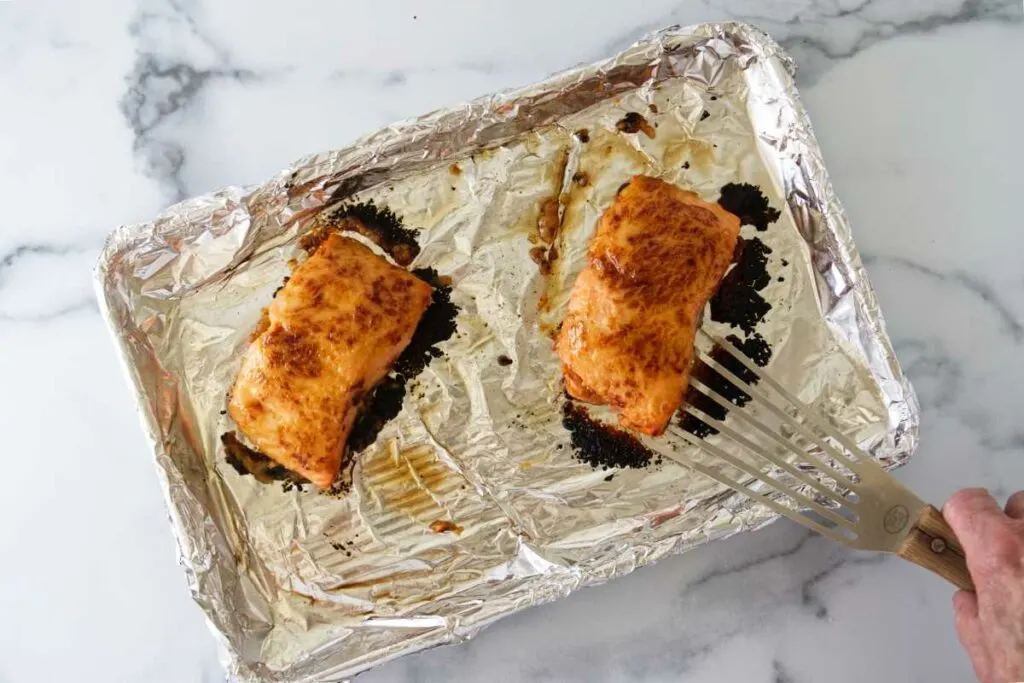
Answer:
[{"left": 95, "top": 22, "right": 918, "bottom": 682}]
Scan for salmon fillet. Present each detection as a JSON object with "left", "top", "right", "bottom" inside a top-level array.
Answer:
[
  {"left": 229, "top": 233, "right": 433, "bottom": 488},
  {"left": 556, "top": 176, "right": 741, "bottom": 436}
]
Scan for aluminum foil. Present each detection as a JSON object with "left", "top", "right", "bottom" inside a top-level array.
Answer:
[{"left": 95, "top": 22, "right": 918, "bottom": 682}]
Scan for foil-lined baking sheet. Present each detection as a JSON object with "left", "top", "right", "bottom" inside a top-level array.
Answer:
[{"left": 95, "top": 22, "right": 918, "bottom": 682}]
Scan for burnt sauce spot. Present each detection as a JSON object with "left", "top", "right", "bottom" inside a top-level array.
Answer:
[
  {"left": 562, "top": 402, "right": 660, "bottom": 470},
  {"left": 718, "top": 183, "right": 781, "bottom": 232},
  {"left": 731, "top": 237, "right": 773, "bottom": 291},
  {"left": 575, "top": 129, "right": 590, "bottom": 143},
  {"left": 348, "top": 268, "right": 459, "bottom": 453},
  {"left": 497, "top": 354, "right": 514, "bottom": 367}
]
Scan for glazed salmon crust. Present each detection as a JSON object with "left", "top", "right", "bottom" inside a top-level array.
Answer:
[
  {"left": 556, "top": 176, "right": 741, "bottom": 436},
  {"left": 229, "top": 234, "right": 433, "bottom": 488}
]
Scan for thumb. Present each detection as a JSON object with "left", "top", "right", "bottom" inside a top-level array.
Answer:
[
  {"left": 943, "top": 488, "right": 1004, "bottom": 561},
  {"left": 953, "top": 590, "right": 990, "bottom": 683}
]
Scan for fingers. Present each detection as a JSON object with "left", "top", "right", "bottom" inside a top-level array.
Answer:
[
  {"left": 953, "top": 590, "right": 991, "bottom": 683},
  {"left": 1005, "top": 490, "right": 1024, "bottom": 520},
  {"left": 944, "top": 488, "right": 1005, "bottom": 559}
]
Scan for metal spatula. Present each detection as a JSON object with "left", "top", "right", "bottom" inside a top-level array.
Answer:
[{"left": 667, "top": 329, "right": 973, "bottom": 591}]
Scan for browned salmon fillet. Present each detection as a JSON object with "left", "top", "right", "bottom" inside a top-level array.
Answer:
[
  {"left": 556, "top": 176, "right": 741, "bottom": 436},
  {"left": 229, "top": 233, "right": 433, "bottom": 488}
]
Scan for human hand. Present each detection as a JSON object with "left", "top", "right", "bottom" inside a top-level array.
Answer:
[{"left": 944, "top": 488, "right": 1024, "bottom": 683}]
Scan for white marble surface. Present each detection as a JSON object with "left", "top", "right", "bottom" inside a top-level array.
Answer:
[{"left": 1, "top": 1, "right": 1022, "bottom": 681}]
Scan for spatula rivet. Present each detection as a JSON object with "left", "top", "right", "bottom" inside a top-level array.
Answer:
[{"left": 930, "top": 538, "right": 947, "bottom": 554}]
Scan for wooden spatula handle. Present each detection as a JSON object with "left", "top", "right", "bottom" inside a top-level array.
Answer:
[{"left": 895, "top": 505, "right": 974, "bottom": 591}]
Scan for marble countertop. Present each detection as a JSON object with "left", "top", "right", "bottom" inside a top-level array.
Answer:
[{"left": 1, "top": 1, "right": 1022, "bottom": 681}]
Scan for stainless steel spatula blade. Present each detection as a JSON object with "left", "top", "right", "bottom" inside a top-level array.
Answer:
[{"left": 664, "top": 330, "right": 972, "bottom": 590}]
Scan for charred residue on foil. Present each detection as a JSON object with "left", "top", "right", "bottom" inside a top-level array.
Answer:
[
  {"left": 562, "top": 401, "right": 661, "bottom": 470},
  {"left": 310, "top": 200, "right": 422, "bottom": 266},
  {"left": 681, "top": 183, "right": 781, "bottom": 437},
  {"left": 718, "top": 182, "right": 782, "bottom": 232},
  {"left": 709, "top": 184, "right": 781, "bottom": 335},
  {"left": 679, "top": 334, "right": 771, "bottom": 438}
]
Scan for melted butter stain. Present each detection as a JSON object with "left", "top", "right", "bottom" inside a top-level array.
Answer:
[
  {"left": 578, "top": 127, "right": 658, "bottom": 182},
  {"left": 663, "top": 138, "right": 716, "bottom": 173}
]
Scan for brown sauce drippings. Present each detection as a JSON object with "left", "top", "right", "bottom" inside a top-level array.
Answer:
[
  {"left": 562, "top": 402, "right": 660, "bottom": 470},
  {"left": 616, "top": 112, "right": 656, "bottom": 139},
  {"left": 429, "top": 520, "right": 464, "bottom": 535},
  {"left": 536, "top": 197, "right": 560, "bottom": 243},
  {"left": 529, "top": 244, "right": 558, "bottom": 276}
]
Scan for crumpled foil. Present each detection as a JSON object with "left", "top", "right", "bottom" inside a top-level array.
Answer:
[{"left": 95, "top": 22, "right": 918, "bottom": 683}]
